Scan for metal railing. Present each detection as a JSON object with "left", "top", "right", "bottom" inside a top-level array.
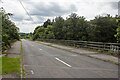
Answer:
[{"left": 38, "top": 39, "right": 120, "bottom": 53}]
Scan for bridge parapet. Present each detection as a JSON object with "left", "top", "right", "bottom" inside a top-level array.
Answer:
[{"left": 38, "top": 39, "right": 120, "bottom": 53}]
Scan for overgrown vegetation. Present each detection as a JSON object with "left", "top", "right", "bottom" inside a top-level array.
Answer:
[
  {"left": 0, "top": 8, "right": 20, "bottom": 51},
  {"left": 1, "top": 57, "right": 21, "bottom": 75},
  {"left": 33, "top": 13, "right": 118, "bottom": 43},
  {"left": 0, "top": 51, "right": 1, "bottom": 55},
  {"left": 0, "top": 57, "right": 1, "bottom": 74},
  {"left": 115, "top": 18, "right": 120, "bottom": 42},
  {"left": 19, "top": 32, "right": 32, "bottom": 39}
]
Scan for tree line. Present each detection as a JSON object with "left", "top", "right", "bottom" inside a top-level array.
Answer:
[
  {"left": 33, "top": 13, "right": 119, "bottom": 43},
  {"left": 19, "top": 32, "right": 32, "bottom": 39},
  {"left": 0, "top": 8, "right": 19, "bottom": 50}
]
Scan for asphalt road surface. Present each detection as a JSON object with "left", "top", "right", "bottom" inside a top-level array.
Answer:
[{"left": 22, "top": 39, "right": 118, "bottom": 78}]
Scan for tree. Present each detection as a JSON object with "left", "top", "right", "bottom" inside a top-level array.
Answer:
[
  {"left": 45, "top": 25, "right": 55, "bottom": 39},
  {"left": 89, "top": 15, "right": 117, "bottom": 42},
  {"left": 53, "top": 16, "right": 64, "bottom": 39},
  {"left": 43, "top": 19, "right": 52, "bottom": 28},
  {"left": 115, "top": 18, "right": 120, "bottom": 42},
  {"left": 32, "top": 13, "right": 117, "bottom": 43},
  {"left": 1, "top": 8, "right": 19, "bottom": 50},
  {"left": 33, "top": 26, "right": 47, "bottom": 40}
]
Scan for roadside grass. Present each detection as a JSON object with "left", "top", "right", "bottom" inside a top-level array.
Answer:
[
  {"left": 0, "top": 57, "right": 2, "bottom": 74},
  {"left": 0, "top": 51, "right": 2, "bottom": 55},
  {"left": 2, "top": 56, "right": 21, "bottom": 75}
]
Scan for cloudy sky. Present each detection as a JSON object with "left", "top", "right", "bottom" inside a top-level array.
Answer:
[{"left": 0, "top": 0, "right": 119, "bottom": 33}]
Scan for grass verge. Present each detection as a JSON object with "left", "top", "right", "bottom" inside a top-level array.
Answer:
[
  {"left": 0, "top": 57, "right": 2, "bottom": 74},
  {"left": 1, "top": 56, "right": 21, "bottom": 75},
  {"left": 0, "top": 51, "right": 1, "bottom": 55}
]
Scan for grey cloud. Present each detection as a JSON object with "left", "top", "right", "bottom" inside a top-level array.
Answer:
[
  {"left": 31, "top": 16, "right": 45, "bottom": 24},
  {"left": 101, "top": 13, "right": 108, "bottom": 16},
  {"left": 32, "top": 20, "right": 44, "bottom": 24},
  {"left": 11, "top": 15, "right": 32, "bottom": 21},
  {"left": 13, "top": 1, "right": 77, "bottom": 25},
  {"left": 11, "top": 15, "right": 24, "bottom": 21},
  {"left": 110, "top": 2, "right": 118, "bottom": 9},
  {"left": 27, "top": 2, "right": 77, "bottom": 17},
  {"left": 24, "top": 18, "right": 32, "bottom": 21}
]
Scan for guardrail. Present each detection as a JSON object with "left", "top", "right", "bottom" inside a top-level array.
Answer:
[{"left": 38, "top": 39, "right": 120, "bottom": 53}]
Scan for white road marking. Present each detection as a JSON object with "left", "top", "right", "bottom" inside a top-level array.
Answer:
[
  {"left": 40, "top": 49, "right": 42, "bottom": 50},
  {"left": 31, "top": 45, "right": 34, "bottom": 46},
  {"left": 31, "top": 70, "right": 34, "bottom": 74},
  {"left": 55, "top": 57, "right": 72, "bottom": 67}
]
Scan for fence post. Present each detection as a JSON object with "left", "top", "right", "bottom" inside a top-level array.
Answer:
[{"left": 104, "top": 43, "right": 105, "bottom": 51}]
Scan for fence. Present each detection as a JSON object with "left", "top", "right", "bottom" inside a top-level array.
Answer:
[{"left": 38, "top": 39, "right": 120, "bottom": 53}]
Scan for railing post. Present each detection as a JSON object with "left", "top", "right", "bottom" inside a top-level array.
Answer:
[{"left": 104, "top": 43, "right": 105, "bottom": 51}]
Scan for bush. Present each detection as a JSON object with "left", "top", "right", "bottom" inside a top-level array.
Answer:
[
  {"left": 107, "top": 50, "right": 114, "bottom": 55},
  {"left": 98, "top": 49, "right": 103, "bottom": 53}
]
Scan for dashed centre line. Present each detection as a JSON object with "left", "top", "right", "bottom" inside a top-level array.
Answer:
[
  {"left": 31, "top": 70, "right": 34, "bottom": 74},
  {"left": 40, "top": 49, "right": 42, "bottom": 50},
  {"left": 31, "top": 45, "right": 34, "bottom": 46},
  {"left": 55, "top": 57, "right": 72, "bottom": 68}
]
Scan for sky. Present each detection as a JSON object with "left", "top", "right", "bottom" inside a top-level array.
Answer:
[{"left": 0, "top": 0, "right": 119, "bottom": 33}]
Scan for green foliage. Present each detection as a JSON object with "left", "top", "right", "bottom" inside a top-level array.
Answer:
[
  {"left": 89, "top": 15, "right": 117, "bottom": 42},
  {"left": 115, "top": 19, "right": 120, "bottom": 42},
  {"left": 98, "top": 49, "right": 103, "bottom": 53},
  {"left": 19, "top": 32, "right": 32, "bottom": 39},
  {"left": 53, "top": 16, "right": 64, "bottom": 39},
  {"left": 107, "top": 50, "right": 114, "bottom": 55},
  {"left": 45, "top": 25, "right": 55, "bottom": 39},
  {"left": 33, "top": 13, "right": 118, "bottom": 43},
  {"left": 33, "top": 25, "right": 55, "bottom": 40},
  {"left": 0, "top": 57, "right": 1, "bottom": 74},
  {"left": 0, "top": 8, "right": 19, "bottom": 50},
  {"left": 43, "top": 19, "right": 52, "bottom": 28}
]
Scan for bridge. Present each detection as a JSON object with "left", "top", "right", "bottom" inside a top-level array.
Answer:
[{"left": 2, "top": 39, "right": 119, "bottom": 79}]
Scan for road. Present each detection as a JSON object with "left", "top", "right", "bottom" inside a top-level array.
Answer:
[{"left": 22, "top": 39, "right": 118, "bottom": 78}]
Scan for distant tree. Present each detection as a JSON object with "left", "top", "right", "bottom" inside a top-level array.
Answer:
[
  {"left": 33, "top": 26, "right": 46, "bottom": 40},
  {"left": 89, "top": 15, "right": 117, "bottom": 42},
  {"left": 53, "top": 16, "right": 64, "bottom": 39},
  {"left": 32, "top": 13, "right": 117, "bottom": 43},
  {"left": 76, "top": 17, "right": 89, "bottom": 40},
  {"left": 45, "top": 25, "right": 55, "bottom": 39},
  {"left": 43, "top": 19, "right": 52, "bottom": 28}
]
